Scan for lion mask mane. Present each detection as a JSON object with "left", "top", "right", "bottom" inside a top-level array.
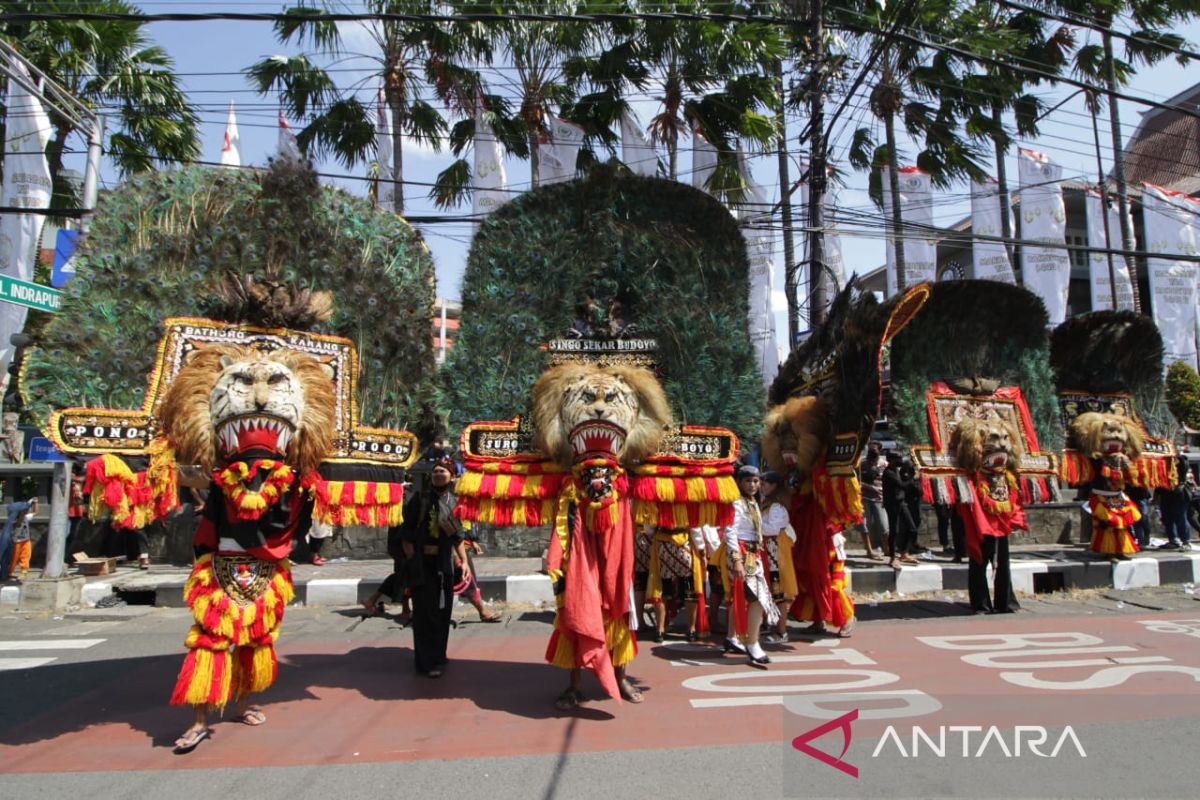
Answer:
[
  {"left": 950, "top": 416, "right": 1022, "bottom": 474},
  {"left": 761, "top": 396, "right": 831, "bottom": 477},
  {"left": 159, "top": 344, "right": 336, "bottom": 476},
  {"left": 1070, "top": 411, "right": 1143, "bottom": 460},
  {"left": 531, "top": 363, "right": 673, "bottom": 468}
]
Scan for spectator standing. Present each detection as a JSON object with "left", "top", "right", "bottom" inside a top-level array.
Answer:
[
  {"left": 1, "top": 493, "right": 37, "bottom": 581},
  {"left": 857, "top": 442, "right": 887, "bottom": 560}
]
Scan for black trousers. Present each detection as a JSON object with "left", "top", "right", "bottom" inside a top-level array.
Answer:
[
  {"left": 410, "top": 556, "right": 454, "bottom": 674},
  {"left": 968, "top": 535, "right": 1019, "bottom": 614}
]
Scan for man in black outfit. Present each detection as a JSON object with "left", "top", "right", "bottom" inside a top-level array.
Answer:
[{"left": 399, "top": 456, "right": 471, "bottom": 678}]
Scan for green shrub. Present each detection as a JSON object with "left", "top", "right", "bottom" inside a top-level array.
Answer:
[{"left": 1166, "top": 360, "right": 1200, "bottom": 430}]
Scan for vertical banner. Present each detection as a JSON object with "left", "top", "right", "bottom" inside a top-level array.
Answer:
[
  {"left": 737, "top": 151, "right": 780, "bottom": 386},
  {"left": 969, "top": 178, "right": 1016, "bottom": 283},
  {"left": 691, "top": 130, "right": 717, "bottom": 193},
  {"left": 0, "top": 63, "right": 53, "bottom": 377},
  {"left": 1142, "top": 183, "right": 1199, "bottom": 369},
  {"left": 620, "top": 111, "right": 658, "bottom": 177},
  {"left": 881, "top": 166, "right": 937, "bottom": 296},
  {"left": 538, "top": 116, "right": 584, "bottom": 186},
  {"left": 825, "top": 180, "right": 846, "bottom": 298},
  {"left": 472, "top": 96, "right": 508, "bottom": 223},
  {"left": 1017, "top": 148, "right": 1070, "bottom": 324},
  {"left": 220, "top": 101, "right": 240, "bottom": 167},
  {"left": 375, "top": 88, "right": 394, "bottom": 209},
  {"left": 1084, "top": 190, "right": 1134, "bottom": 311}
]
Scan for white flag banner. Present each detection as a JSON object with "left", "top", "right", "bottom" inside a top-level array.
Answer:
[
  {"left": 472, "top": 97, "right": 508, "bottom": 222},
  {"left": 1084, "top": 190, "right": 1134, "bottom": 311},
  {"left": 220, "top": 101, "right": 240, "bottom": 167},
  {"left": 0, "top": 63, "right": 53, "bottom": 376},
  {"left": 1017, "top": 148, "right": 1070, "bottom": 324},
  {"left": 375, "top": 89, "right": 394, "bottom": 209},
  {"left": 691, "top": 130, "right": 717, "bottom": 193},
  {"left": 881, "top": 166, "right": 937, "bottom": 296},
  {"left": 539, "top": 116, "right": 584, "bottom": 186},
  {"left": 970, "top": 178, "right": 1016, "bottom": 283},
  {"left": 620, "top": 111, "right": 658, "bottom": 177},
  {"left": 737, "top": 150, "right": 780, "bottom": 387},
  {"left": 1142, "top": 183, "right": 1199, "bottom": 368},
  {"left": 277, "top": 109, "right": 301, "bottom": 162}
]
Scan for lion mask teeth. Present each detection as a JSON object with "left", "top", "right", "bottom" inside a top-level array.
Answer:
[{"left": 216, "top": 414, "right": 296, "bottom": 458}]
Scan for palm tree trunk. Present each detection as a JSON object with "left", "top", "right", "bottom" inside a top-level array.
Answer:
[
  {"left": 530, "top": 132, "right": 540, "bottom": 188},
  {"left": 775, "top": 61, "right": 799, "bottom": 348},
  {"left": 1103, "top": 29, "right": 1141, "bottom": 313},
  {"left": 390, "top": 98, "right": 405, "bottom": 214},
  {"left": 885, "top": 112, "right": 907, "bottom": 292},
  {"left": 991, "top": 102, "right": 1015, "bottom": 283}
]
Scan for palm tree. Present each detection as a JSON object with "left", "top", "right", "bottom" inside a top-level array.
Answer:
[
  {"left": 247, "top": 0, "right": 485, "bottom": 213},
  {"left": 847, "top": 0, "right": 991, "bottom": 291},
  {"left": 0, "top": 0, "right": 199, "bottom": 204}
]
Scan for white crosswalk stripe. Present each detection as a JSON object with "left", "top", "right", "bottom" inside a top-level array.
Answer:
[
  {"left": 0, "top": 639, "right": 105, "bottom": 651},
  {"left": 0, "top": 638, "right": 105, "bottom": 671},
  {"left": 0, "top": 657, "right": 56, "bottom": 671}
]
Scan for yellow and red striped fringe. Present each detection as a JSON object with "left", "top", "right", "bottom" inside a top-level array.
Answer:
[
  {"left": 454, "top": 459, "right": 568, "bottom": 526},
  {"left": 1059, "top": 450, "right": 1094, "bottom": 485},
  {"left": 309, "top": 478, "right": 406, "bottom": 527},
  {"left": 630, "top": 465, "right": 738, "bottom": 529},
  {"left": 83, "top": 437, "right": 179, "bottom": 530},
  {"left": 813, "top": 470, "right": 863, "bottom": 527},
  {"left": 183, "top": 553, "right": 294, "bottom": 647}
]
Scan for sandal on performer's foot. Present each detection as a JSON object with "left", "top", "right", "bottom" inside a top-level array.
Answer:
[
  {"left": 554, "top": 687, "right": 585, "bottom": 710},
  {"left": 173, "top": 727, "right": 211, "bottom": 754},
  {"left": 236, "top": 707, "right": 267, "bottom": 726},
  {"left": 618, "top": 679, "right": 645, "bottom": 704}
]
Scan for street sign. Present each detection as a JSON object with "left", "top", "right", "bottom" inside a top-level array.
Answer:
[
  {"left": 52, "top": 228, "right": 80, "bottom": 288},
  {"left": 27, "top": 436, "right": 65, "bottom": 462},
  {"left": 0, "top": 273, "right": 61, "bottom": 313}
]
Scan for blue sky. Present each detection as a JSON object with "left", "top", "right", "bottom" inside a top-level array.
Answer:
[{"left": 59, "top": 5, "right": 1200, "bottom": 340}]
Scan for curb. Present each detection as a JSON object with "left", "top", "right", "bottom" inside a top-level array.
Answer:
[
  {"left": 846, "top": 554, "right": 1200, "bottom": 595},
  {"left": 3, "top": 555, "right": 1197, "bottom": 609}
]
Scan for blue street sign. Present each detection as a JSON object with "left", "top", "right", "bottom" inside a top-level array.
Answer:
[
  {"left": 27, "top": 436, "right": 65, "bottom": 462},
  {"left": 52, "top": 229, "right": 81, "bottom": 288}
]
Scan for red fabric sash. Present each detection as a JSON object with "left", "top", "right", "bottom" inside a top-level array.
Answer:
[
  {"left": 789, "top": 492, "right": 834, "bottom": 623},
  {"left": 557, "top": 493, "right": 633, "bottom": 701},
  {"left": 958, "top": 474, "right": 1027, "bottom": 564}
]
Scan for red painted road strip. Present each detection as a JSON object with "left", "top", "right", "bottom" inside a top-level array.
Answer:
[{"left": 3, "top": 612, "right": 1199, "bottom": 772}]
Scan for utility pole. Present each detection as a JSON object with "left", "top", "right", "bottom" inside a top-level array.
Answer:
[
  {"left": 1103, "top": 29, "right": 1142, "bottom": 313},
  {"left": 806, "top": 0, "right": 828, "bottom": 326}
]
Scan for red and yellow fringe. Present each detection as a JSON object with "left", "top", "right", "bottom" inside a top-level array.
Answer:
[
  {"left": 183, "top": 553, "right": 294, "bottom": 646},
  {"left": 310, "top": 478, "right": 405, "bottom": 527},
  {"left": 83, "top": 437, "right": 178, "bottom": 529},
  {"left": 213, "top": 459, "right": 295, "bottom": 520},
  {"left": 813, "top": 468, "right": 863, "bottom": 527},
  {"left": 454, "top": 459, "right": 567, "bottom": 526},
  {"left": 630, "top": 463, "right": 738, "bottom": 529}
]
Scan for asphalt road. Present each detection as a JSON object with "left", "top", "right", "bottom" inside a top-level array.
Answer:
[{"left": 1, "top": 586, "right": 1199, "bottom": 799}]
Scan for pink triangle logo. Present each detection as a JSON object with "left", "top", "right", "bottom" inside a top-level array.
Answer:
[{"left": 791, "top": 709, "right": 858, "bottom": 778}]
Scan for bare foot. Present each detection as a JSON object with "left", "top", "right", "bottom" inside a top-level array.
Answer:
[{"left": 618, "top": 677, "right": 645, "bottom": 704}]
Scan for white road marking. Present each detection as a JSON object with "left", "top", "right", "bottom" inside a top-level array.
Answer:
[
  {"left": 0, "top": 657, "right": 56, "bottom": 671},
  {"left": 0, "top": 639, "right": 105, "bottom": 651}
]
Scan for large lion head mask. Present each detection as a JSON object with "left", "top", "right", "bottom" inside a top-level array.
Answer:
[
  {"left": 761, "top": 396, "right": 831, "bottom": 478},
  {"left": 1071, "top": 411, "right": 1143, "bottom": 460},
  {"left": 950, "top": 416, "right": 1022, "bottom": 474},
  {"left": 530, "top": 363, "right": 673, "bottom": 468},
  {"left": 159, "top": 344, "right": 336, "bottom": 475}
]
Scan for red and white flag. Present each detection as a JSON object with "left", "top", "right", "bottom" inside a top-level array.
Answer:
[
  {"left": 220, "top": 101, "right": 240, "bottom": 167},
  {"left": 277, "top": 108, "right": 300, "bottom": 162}
]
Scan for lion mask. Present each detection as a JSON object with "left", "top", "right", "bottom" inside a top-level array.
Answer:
[
  {"left": 531, "top": 363, "right": 673, "bottom": 468},
  {"left": 950, "top": 416, "right": 1021, "bottom": 474},
  {"left": 761, "top": 396, "right": 831, "bottom": 478},
  {"left": 1071, "top": 411, "right": 1143, "bottom": 460},
  {"left": 159, "top": 344, "right": 336, "bottom": 476}
]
